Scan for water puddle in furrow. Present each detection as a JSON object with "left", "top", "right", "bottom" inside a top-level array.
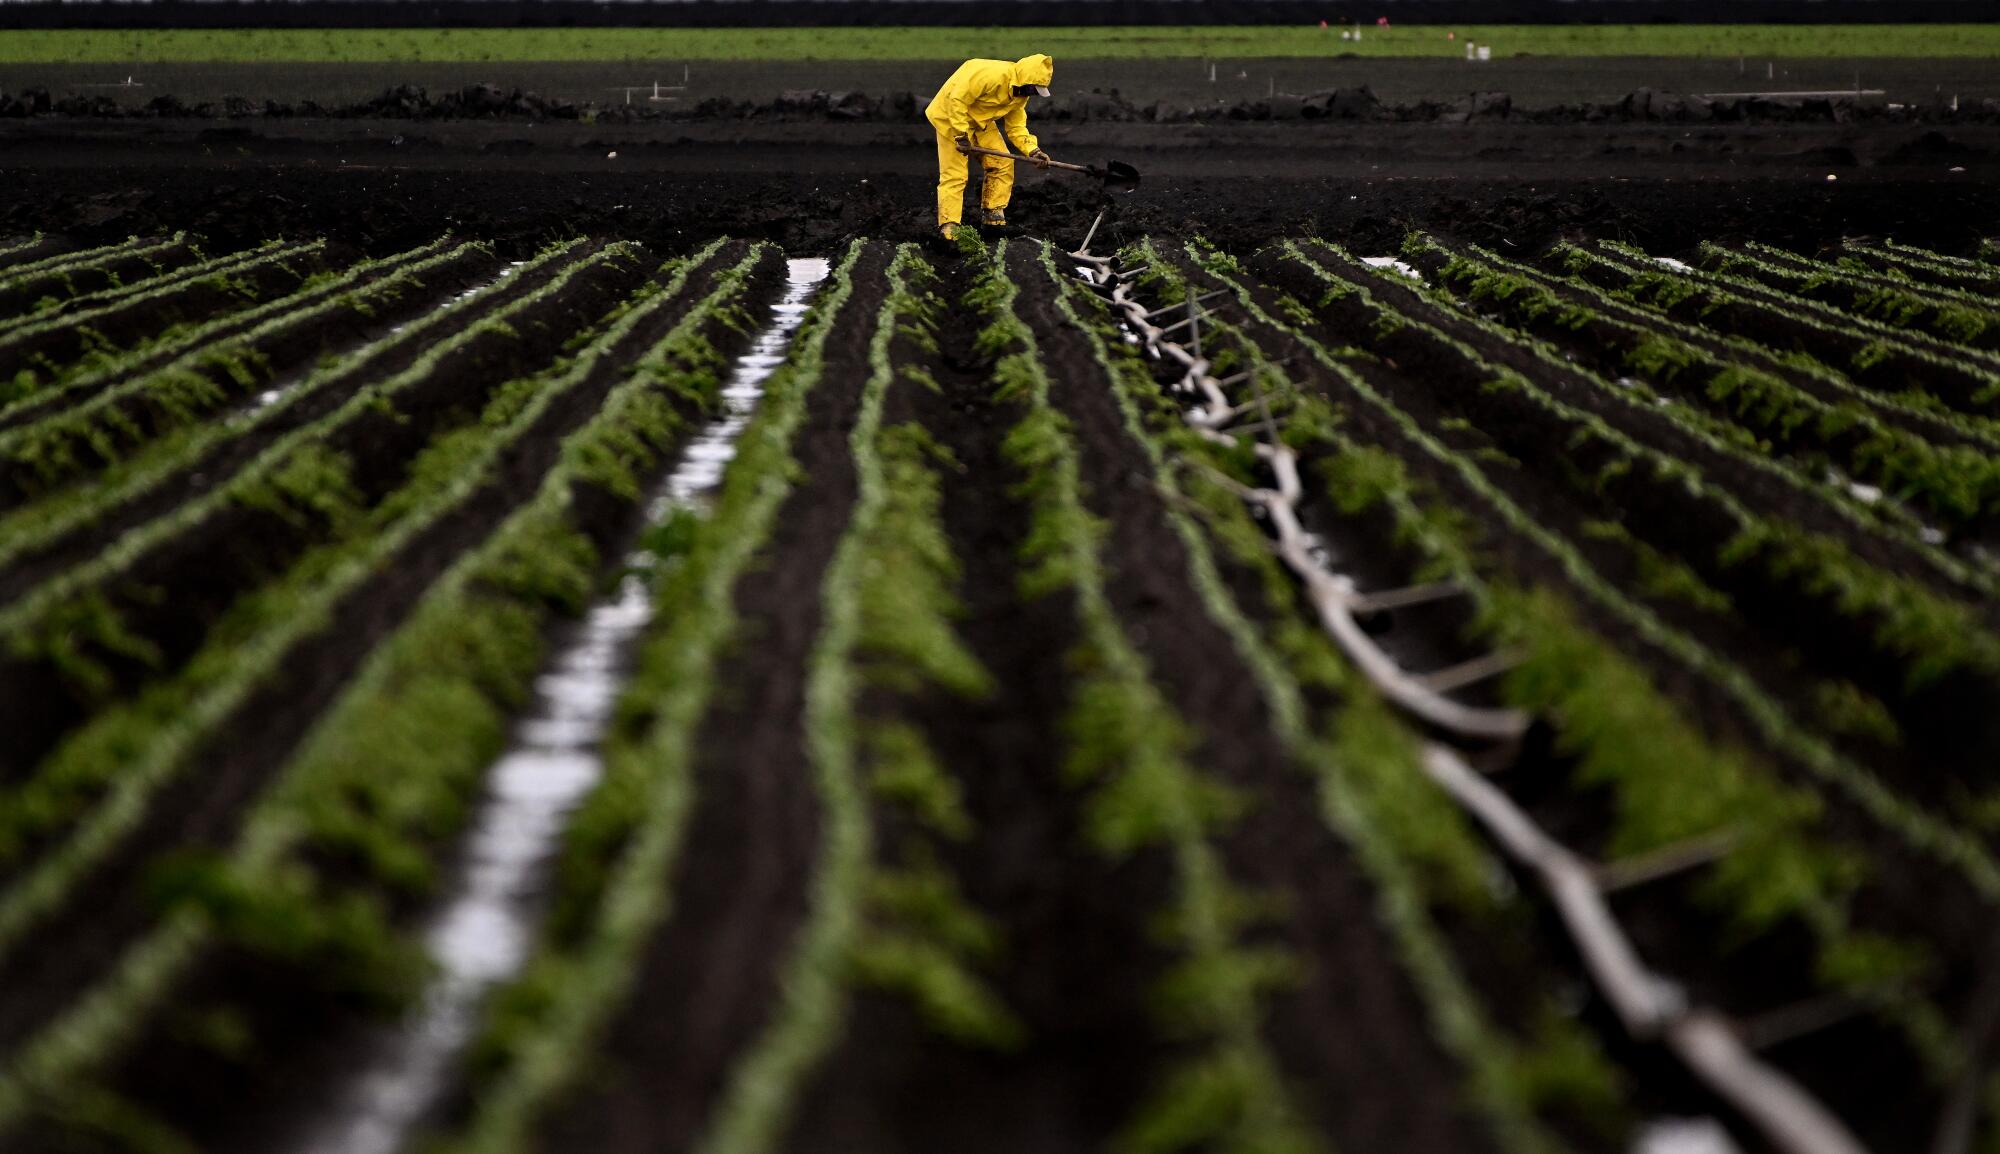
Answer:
[
  {"left": 1361, "top": 255, "right": 1425, "bottom": 281},
  {"left": 288, "top": 255, "right": 832, "bottom": 1154}
]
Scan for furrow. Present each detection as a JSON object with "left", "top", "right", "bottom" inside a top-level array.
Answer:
[
  {"left": 0, "top": 241, "right": 554, "bottom": 598},
  {"left": 417, "top": 238, "right": 874, "bottom": 1154},
  {"left": 0, "top": 238, "right": 328, "bottom": 408},
  {"left": 1561, "top": 239, "right": 2000, "bottom": 421},
  {"left": 1161, "top": 242, "right": 1995, "bottom": 1151},
  {"left": 0, "top": 240, "right": 785, "bottom": 1154},
  {"left": 0, "top": 235, "right": 180, "bottom": 315},
  {"left": 0, "top": 241, "right": 659, "bottom": 1041}
]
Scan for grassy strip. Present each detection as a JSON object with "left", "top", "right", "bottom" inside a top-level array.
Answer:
[
  {"left": 12, "top": 26, "right": 2000, "bottom": 63},
  {"left": 1701, "top": 241, "right": 2000, "bottom": 351},
  {"left": 0, "top": 241, "right": 770, "bottom": 1149},
  {"left": 1580, "top": 239, "right": 2000, "bottom": 414},
  {"left": 979, "top": 239, "right": 1318, "bottom": 1154},
  {"left": 1287, "top": 239, "right": 2000, "bottom": 696},
  {"left": 424, "top": 240, "right": 866, "bottom": 1154},
  {"left": 0, "top": 239, "right": 324, "bottom": 404},
  {"left": 1060, "top": 240, "right": 1620, "bottom": 1150},
  {"left": 1172, "top": 240, "right": 1967, "bottom": 1090},
  {"left": 0, "top": 238, "right": 470, "bottom": 498},
  {"left": 1362, "top": 237, "right": 1996, "bottom": 604},
  {"left": 1189, "top": 242, "right": 2000, "bottom": 912},
  {"left": 0, "top": 240, "right": 662, "bottom": 975},
  {"left": 1407, "top": 235, "right": 2000, "bottom": 535},
  {"left": 0, "top": 240, "right": 507, "bottom": 575},
  {"left": 692, "top": 243, "right": 1010, "bottom": 1154}
]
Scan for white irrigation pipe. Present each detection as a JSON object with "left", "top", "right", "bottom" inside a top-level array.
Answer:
[
  {"left": 1067, "top": 229, "right": 1871, "bottom": 1154},
  {"left": 1076, "top": 248, "right": 1529, "bottom": 744}
]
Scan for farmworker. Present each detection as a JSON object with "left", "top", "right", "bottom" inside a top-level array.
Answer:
[{"left": 926, "top": 54, "right": 1055, "bottom": 240}]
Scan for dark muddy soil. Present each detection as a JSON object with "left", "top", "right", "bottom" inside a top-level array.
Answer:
[
  {"left": 526, "top": 241, "right": 890, "bottom": 1154},
  {"left": 0, "top": 245, "right": 796, "bottom": 1154},
  {"left": 0, "top": 244, "right": 688, "bottom": 1071},
  {"left": 773, "top": 259, "right": 1174, "bottom": 1154},
  {"left": 1156, "top": 240, "right": 1989, "bottom": 1153},
  {"left": 1005, "top": 240, "right": 1503, "bottom": 1153},
  {"left": 8, "top": 55, "right": 2000, "bottom": 114},
  {"left": 8, "top": 116, "right": 2000, "bottom": 262}
]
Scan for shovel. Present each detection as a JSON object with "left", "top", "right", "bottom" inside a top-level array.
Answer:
[{"left": 959, "top": 142, "right": 1141, "bottom": 194}]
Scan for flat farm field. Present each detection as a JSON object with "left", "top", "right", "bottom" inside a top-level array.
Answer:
[{"left": 0, "top": 200, "right": 1999, "bottom": 1154}]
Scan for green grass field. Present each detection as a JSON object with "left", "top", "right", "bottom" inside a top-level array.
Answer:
[{"left": 1, "top": 24, "right": 1998, "bottom": 64}]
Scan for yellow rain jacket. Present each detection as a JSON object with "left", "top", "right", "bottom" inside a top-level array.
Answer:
[{"left": 926, "top": 54, "right": 1055, "bottom": 229}]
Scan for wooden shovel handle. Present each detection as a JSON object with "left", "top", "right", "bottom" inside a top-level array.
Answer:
[{"left": 959, "top": 142, "right": 1089, "bottom": 174}]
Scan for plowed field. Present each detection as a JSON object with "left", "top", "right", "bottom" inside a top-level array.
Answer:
[{"left": 0, "top": 218, "right": 1996, "bottom": 1154}]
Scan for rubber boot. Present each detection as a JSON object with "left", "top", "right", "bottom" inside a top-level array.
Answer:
[
  {"left": 941, "top": 222, "right": 959, "bottom": 241},
  {"left": 982, "top": 208, "right": 1007, "bottom": 227}
]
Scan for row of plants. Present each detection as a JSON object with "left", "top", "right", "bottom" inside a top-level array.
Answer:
[
  {"left": 1360, "top": 233, "right": 2000, "bottom": 604},
  {"left": 0, "top": 239, "right": 523, "bottom": 585},
  {"left": 0, "top": 233, "right": 51, "bottom": 267},
  {"left": 1425, "top": 233, "right": 2000, "bottom": 454},
  {"left": 1749, "top": 239, "right": 2000, "bottom": 304},
  {"left": 0, "top": 235, "right": 185, "bottom": 316},
  {"left": 1416, "top": 234, "right": 2000, "bottom": 535},
  {"left": 421, "top": 240, "right": 870, "bottom": 1154},
  {"left": 0, "top": 236, "right": 482, "bottom": 505},
  {"left": 1277, "top": 240, "right": 2000, "bottom": 723},
  {"left": 0, "top": 242, "right": 431, "bottom": 433},
  {"left": 1696, "top": 240, "right": 2000, "bottom": 351},
  {"left": 0, "top": 239, "right": 326, "bottom": 408},
  {"left": 1560, "top": 239, "right": 2000, "bottom": 418},
  {"left": 1068, "top": 238, "right": 1630, "bottom": 1151},
  {"left": 0, "top": 237, "right": 614, "bottom": 663},
  {"left": 1167, "top": 241, "right": 1983, "bottom": 1137},
  {"left": 0, "top": 240, "right": 777, "bottom": 1151},
  {"left": 687, "top": 244, "right": 1026, "bottom": 1154},
  {"left": 0, "top": 235, "right": 204, "bottom": 333},
  {"left": 976, "top": 240, "right": 1324, "bottom": 1154},
  {"left": 1186, "top": 239, "right": 2000, "bottom": 906},
  {"left": 1845, "top": 239, "right": 2000, "bottom": 295},
  {"left": 0, "top": 239, "right": 665, "bottom": 1007},
  {"left": 1396, "top": 234, "right": 2000, "bottom": 589}
]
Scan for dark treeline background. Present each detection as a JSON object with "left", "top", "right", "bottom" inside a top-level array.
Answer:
[{"left": 0, "top": 0, "right": 1992, "bottom": 28}]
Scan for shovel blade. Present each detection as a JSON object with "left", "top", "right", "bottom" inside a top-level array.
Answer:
[{"left": 1096, "top": 161, "right": 1141, "bottom": 194}]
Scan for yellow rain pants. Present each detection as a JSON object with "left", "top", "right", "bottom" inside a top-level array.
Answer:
[{"left": 925, "top": 54, "right": 1055, "bottom": 228}]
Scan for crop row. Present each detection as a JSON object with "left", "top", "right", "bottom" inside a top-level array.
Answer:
[
  {"left": 0, "top": 238, "right": 654, "bottom": 1048},
  {"left": 0, "top": 238, "right": 786, "bottom": 1148},
  {"left": 0, "top": 237, "right": 507, "bottom": 594},
  {"left": 0, "top": 238, "right": 327, "bottom": 406},
  {"left": 1127, "top": 234, "right": 2000, "bottom": 1150},
  {"left": 0, "top": 227, "right": 1994, "bottom": 1154},
  {"left": 0, "top": 235, "right": 192, "bottom": 319}
]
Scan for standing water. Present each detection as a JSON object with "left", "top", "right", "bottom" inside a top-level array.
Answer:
[{"left": 290, "top": 256, "right": 832, "bottom": 1154}]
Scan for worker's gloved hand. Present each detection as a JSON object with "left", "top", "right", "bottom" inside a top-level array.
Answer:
[
  {"left": 954, "top": 136, "right": 971, "bottom": 154},
  {"left": 1030, "top": 148, "right": 1052, "bottom": 169}
]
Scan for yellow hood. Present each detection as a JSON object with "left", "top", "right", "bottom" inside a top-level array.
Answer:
[{"left": 1012, "top": 54, "right": 1055, "bottom": 95}]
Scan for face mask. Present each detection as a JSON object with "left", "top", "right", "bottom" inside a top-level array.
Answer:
[{"left": 1013, "top": 84, "right": 1049, "bottom": 98}]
